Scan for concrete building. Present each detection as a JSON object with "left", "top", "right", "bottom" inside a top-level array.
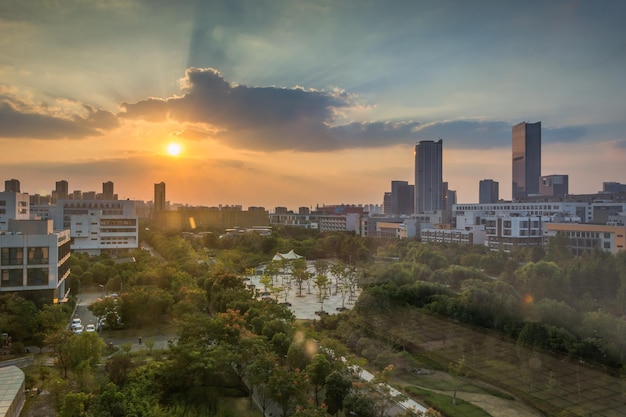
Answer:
[
  {"left": 31, "top": 199, "right": 139, "bottom": 255},
  {"left": 102, "top": 181, "right": 115, "bottom": 200},
  {"left": 414, "top": 139, "right": 443, "bottom": 213},
  {"left": 544, "top": 223, "right": 626, "bottom": 256},
  {"left": 0, "top": 192, "right": 30, "bottom": 231},
  {"left": 479, "top": 179, "right": 499, "bottom": 204},
  {"left": 603, "top": 182, "right": 626, "bottom": 193},
  {"left": 154, "top": 182, "right": 166, "bottom": 212},
  {"left": 421, "top": 224, "right": 486, "bottom": 246},
  {"left": 3, "top": 179, "right": 20, "bottom": 193},
  {"left": 0, "top": 219, "right": 71, "bottom": 304},
  {"left": 55, "top": 180, "right": 69, "bottom": 201},
  {"left": 485, "top": 215, "right": 548, "bottom": 252},
  {"left": 540, "top": 174, "right": 569, "bottom": 197},
  {"left": 512, "top": 121, "right": 541, "bottom": 200},
  {"left": 390, "top": 180, "right": 414, "bottom": 215}
]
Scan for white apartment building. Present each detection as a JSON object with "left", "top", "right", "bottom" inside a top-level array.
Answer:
[
  {"left": 0, "top": 219, "right": 71, "bottom": 304},
  {"left": 421, "top": 224, "right": 486, "bottom": 246},
  {"left": 0, "top": 192, "right": 30, "bottom": 230},
  {"left": 31, "top": 199, "right": 139, "bottom": 255}
]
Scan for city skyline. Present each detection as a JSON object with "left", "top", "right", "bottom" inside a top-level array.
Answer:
[{"left": 1, "top": 1, "right": 625, "bottom": 208}]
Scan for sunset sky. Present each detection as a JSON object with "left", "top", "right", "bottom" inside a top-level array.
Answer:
[{"left": 1, "top": 0, "right": 625, "bottom": 209}]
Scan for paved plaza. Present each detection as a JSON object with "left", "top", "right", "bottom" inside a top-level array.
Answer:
[{"left": 248, "top": 261, "right": 361, "bottom": 320}]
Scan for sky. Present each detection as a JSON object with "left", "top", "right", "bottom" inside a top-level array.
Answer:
[{"left": 1, "top": 0, "right": 625, "bottom": 209}]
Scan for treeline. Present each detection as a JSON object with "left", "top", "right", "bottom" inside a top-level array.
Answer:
[{"left": 356, "top": 240, "right": 626, "bottom": 371}]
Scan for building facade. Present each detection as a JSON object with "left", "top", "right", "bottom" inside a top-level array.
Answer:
[
  {"left": 540, "top": 174, "right": 569, "bottom": 197},
  {"left": 154, "top": 182, "right": 166, "bottom": 212},
  {"left": 414, "top": 139, "right": 443, "bottom": 213},
  {"left": 0, "top": 219, "right": 71, "bottom": 304},
  {"left": 512, "top": 121, "right": 541, "bottom": 200},
  {"left": 390, "top": 180, "right": 414, "bottom": 215},
  {"left": 479, "top": 179, "right": 499, "bottom": 204},
  {"left": 0, "top": 192, "right": 30, "bottom": 230},
  {"left": 544, "top": 223, "right": 626, "bottom": 256}
]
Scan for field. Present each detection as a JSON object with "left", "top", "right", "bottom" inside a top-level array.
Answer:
[{"left": 358, "top": 308, "right": 626, "bottom": 417}]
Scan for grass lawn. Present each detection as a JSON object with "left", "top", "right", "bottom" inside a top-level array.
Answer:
[
  {"left": 405, "top": 386, "right": 492, "bottom": 417},
  {"left": 406, "top": 375, "right": 513, "bottom": 400}
]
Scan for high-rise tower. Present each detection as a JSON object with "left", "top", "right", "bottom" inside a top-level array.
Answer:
[
  {"left": 154, "top": 182, "right": 166, "bottom": 211},
  {"left": 102, "top": 181, "right": 114, "bottom": 200},
  {"left": 512, "top": 121, "right": 541, "bottom": 200},
  {"left": 479, "top": 179, "right": 499, "bottom": 204},
  {"left": 55, "top": 180, "right": 69, "bottom": 200},
  {"left": 414, "top": 139, "right": 443, "bottom": 213}
]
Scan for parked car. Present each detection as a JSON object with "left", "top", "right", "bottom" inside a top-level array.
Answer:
[
  {"left": 73, "top": 324, "right": 84, "bottom": 334},
  {"left": 85, "top": 324, "right": 96, "bottom": 333},
  {"left": 71, "top": 317, "right": 82, "bottom": 330}
]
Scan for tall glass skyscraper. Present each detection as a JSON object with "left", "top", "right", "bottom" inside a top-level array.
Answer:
[
  {"left": 512, "top": 121, "right": 541, "bottom": 200},
  {"left": 414, "top": 139, "right": 443, "bottom": 213}
]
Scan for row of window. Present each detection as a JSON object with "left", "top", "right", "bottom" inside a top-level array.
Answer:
[
  {"left": 1, "top": 268, "right": 49, "bottom": 287},
  {"left": 1, "top": 247, "right": 50, "bottom": 265}
]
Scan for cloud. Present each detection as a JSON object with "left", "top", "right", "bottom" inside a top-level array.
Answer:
[
  {"left": 614, "top": 140, "right": 626, "bottom": 150},
  {"left": 0, "top": 94, "right": 118, "bottom": 139}
]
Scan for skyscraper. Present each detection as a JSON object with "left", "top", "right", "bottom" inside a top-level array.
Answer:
[
  {"left": 414, "top": 139, "right": 443, "bottom": 213},
  {"left": 154, "top": 182, "right": 166, "bottom": 211},
  {"left": 55, "top": 180, "right": 69, "bottom": 200},
  {"left": 391, "top": 180, "right": 414, "bottom": 215},
  {"left": 479, "top": 179, "right": 499, "bottom": 204},
  {"left": 102, "top": 181, "right": 114, "bottom": 200},
  {"left": 512, "top": 121, "right": 541, "bottom": 200}
]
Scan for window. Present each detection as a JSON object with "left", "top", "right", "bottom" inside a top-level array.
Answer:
[
  {"left": 1, "top": 248, "right": 23, "bottom": 265},
  {"left": 604, "top": 242, "right": 611, "bottom": 249},
  {"left": 1, "top": 269, "right": 22, "bottom": 287},
  {"left": 27, "top": 268, "right": 48, "bottom": 286},
  {"left": 27, "top": 247, "right": 49, "bottom": 264}
]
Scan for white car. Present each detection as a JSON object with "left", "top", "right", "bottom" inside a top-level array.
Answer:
[
  {"left": 85, "top": 324, "right": 96, "bottom": 333},
  {"left": 71, "top": 318, "right": 82, "bottom": 330},
  {"left": 73, "top": 324, "right": 84, "bottom": 334}
]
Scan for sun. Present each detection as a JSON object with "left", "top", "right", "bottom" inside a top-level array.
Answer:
[{"left": 166, "top": 142, "right": 183, "bottom": 156}]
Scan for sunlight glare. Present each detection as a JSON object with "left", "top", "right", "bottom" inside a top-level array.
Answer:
[{"left": 167, "top": 142, "right": 183, "bottom": 156}]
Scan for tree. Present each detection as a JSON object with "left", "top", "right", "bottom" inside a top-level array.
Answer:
[
  {"left": 371, "top": 365, "right": 406, "bottom": 417},
  {"left": 448, "top": 355, "right": 467, "bottom": 406},
  {"left": 324, "top": 370, "right": 353, "bottom": 416},
  {"left": 306, "top": 353, "right": 332, "bottom": 406},
  {"left": 249, "top": 352, "right": 278, "bottom": 415},
  {"left": 268, "top": 366, "right": 307, "bottom": 417},
  {"left": 314, "top": 273, "right": 330, "bottom": 313},
  {"left": 344, "top": 389, "right": 377, "bottom": 417}
]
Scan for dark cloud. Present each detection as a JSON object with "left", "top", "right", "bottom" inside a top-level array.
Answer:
[
  {"left": 614, "top": 140, "right": 626, "bottom": 149},
  {"left": 0, "top": 99, "right": 117, "bottom": 139},
  {"left": 543, "top": 126, "right": 587, "bottom": 143},
  {"left": 120, "top": 68, "right": 609, "bottom": 151}
]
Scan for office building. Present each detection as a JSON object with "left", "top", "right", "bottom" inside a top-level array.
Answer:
[
  {"left": 154, "top": 182, "right": 166, "bottom": 211},
  {"left": 0, "top": 219, "right": 71, "bottom": 305},
  {"left": 390, "top": 180, "right": 414, "bottom": 215},
  {"left": 4, "top": 179, "right": 20, "bottom": 193},
  {"left": 479, "top": 179, "right": 499, "bottom": 204},
  {"left": 383, "top": 192, "right": 393, "bottom": 215},
  {"left": 102, "top": 181, "right": 115, "bottom": 200},
  {"left": 54, "top": 180, "right": 69, "bottom": 202},
  {"left": 544, "top": 223, "right": 626, "bottom": 256},
  {"left": 603, "top": 182, "right": 626, "bottom": 193},
  {"left": 512, "top": 121, "right": 541, "bottom": 200},
  {"left": 414, "top": 139, "right": 443, "bottom": 212},
  {"left": 540, "top": 175, "right": 569, "bottom": 197},
  {"left": 0, "top": 192, "right": 30, "bottom": 230}
]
